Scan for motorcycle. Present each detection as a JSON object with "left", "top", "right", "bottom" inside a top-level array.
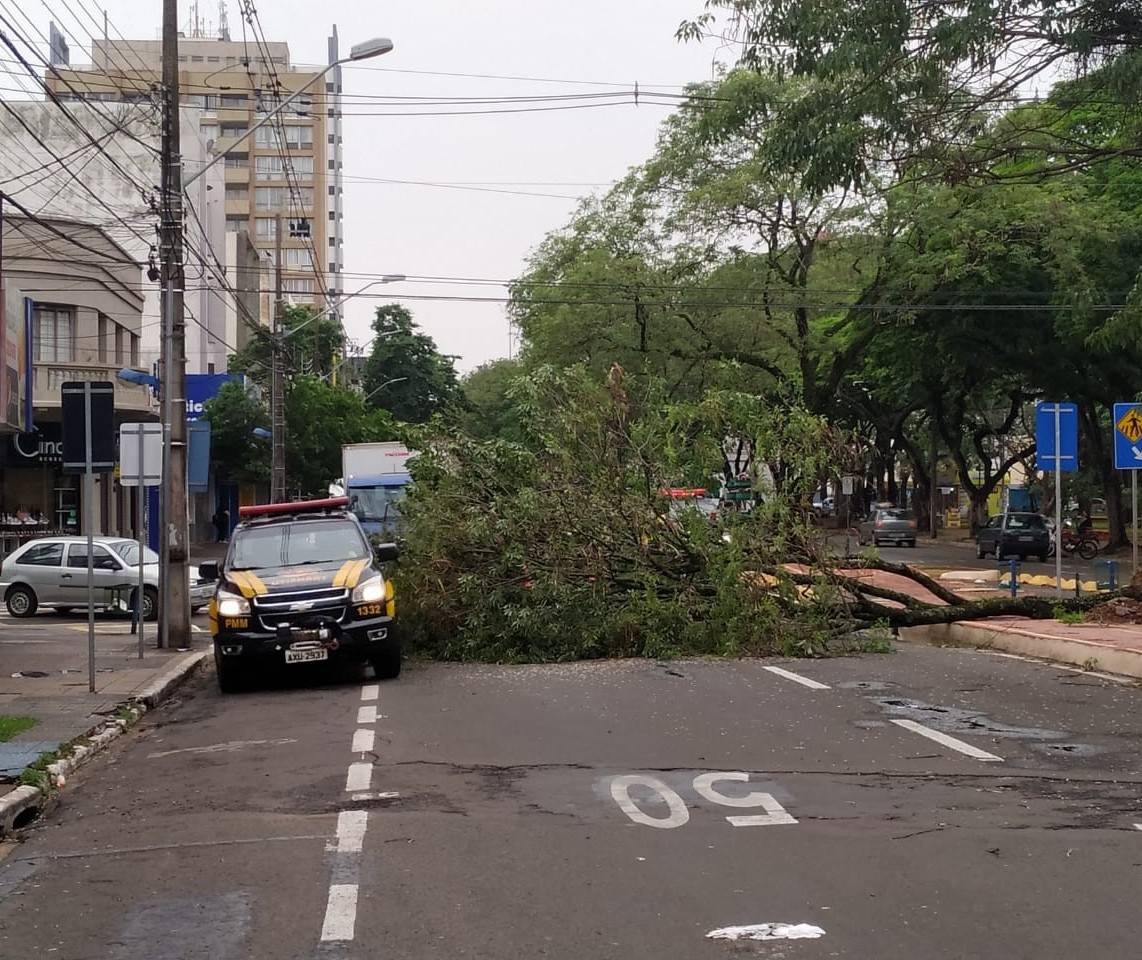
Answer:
[{"left": 1047, "top": 518, "right": 1099, "bottom": 560}]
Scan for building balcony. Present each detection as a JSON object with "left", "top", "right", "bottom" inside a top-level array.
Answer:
[{"left": 33, "top": 362, "right": 156, "bottom": 416}]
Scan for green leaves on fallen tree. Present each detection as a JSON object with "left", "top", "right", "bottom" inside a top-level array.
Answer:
[{"left": 395, "top": 365, "right": 855, "bottom": 663}]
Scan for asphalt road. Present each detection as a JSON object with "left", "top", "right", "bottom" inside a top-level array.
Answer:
[{"left": 1, "top": 644, "right": 1141, "bottom": 959}]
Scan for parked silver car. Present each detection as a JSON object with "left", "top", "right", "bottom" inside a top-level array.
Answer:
[
  {"left": 858, "top": 505, "right": 918, "bottom": 548},
  {"left": 0, "top": 537, "right": 213, "bottom": 619}
]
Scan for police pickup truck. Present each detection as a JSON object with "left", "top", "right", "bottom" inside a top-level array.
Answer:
[{"left": 200, "top": 497, "right": 400, "bottom": 693}]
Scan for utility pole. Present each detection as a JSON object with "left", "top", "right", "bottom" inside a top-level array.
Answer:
[
  {"left": 160, "top": 0, "right": 191, "bottom": 647},
  {"left": 271, "top": 213, "right": 285, "bottom": 502}
]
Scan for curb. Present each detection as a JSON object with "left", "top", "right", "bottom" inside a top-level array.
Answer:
[
  {"left": 0, "top": 649, "right": 210, "bottom": 837},
  {"left": 899, "top": 621, "right": 1142, "bottom": 681}
]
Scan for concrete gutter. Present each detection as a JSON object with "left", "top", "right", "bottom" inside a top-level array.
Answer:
[
  {"left": 900, "top": 621, "right": 1142, "bottom": 681},
  {"left": 0, "top": 650, "right": 209, "bottom": 837}
]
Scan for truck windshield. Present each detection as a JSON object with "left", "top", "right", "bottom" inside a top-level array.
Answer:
[
  {"left": 230, "top": 519, "right": 370, "bottom": 570},
  {"left": 349, "top": 486, "right": 406, "bottom": 524}
]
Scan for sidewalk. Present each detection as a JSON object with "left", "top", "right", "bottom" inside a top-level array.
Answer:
[
  {"left": 0, "top": 617, "right": 209, "bottom": 826},
  {"left": 847, "top": 565, "right": 1142, "bottom": 680}
]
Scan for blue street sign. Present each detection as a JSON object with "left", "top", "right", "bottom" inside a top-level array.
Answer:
[
  {"left": 1035, "top": 402, "right": 1079, "bottom": 472},
  {"left": 1113, "top": 402, "right": 1142, "bottom": 470}
]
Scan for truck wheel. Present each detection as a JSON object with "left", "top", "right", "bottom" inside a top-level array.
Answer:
[
  {"left": 370, "top": 643, "right": 401, "bottom": 680},
  {"left": 215, "top": 647, "right": 245, "bottom": 694}
]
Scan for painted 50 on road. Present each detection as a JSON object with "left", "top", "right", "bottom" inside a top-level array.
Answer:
[{"left": 607, "top": 771, "right": 797, "bottom": 829}]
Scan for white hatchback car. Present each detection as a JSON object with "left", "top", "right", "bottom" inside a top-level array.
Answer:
[{"left": 0, "top": 537, "right": 213, "bottom": 619}]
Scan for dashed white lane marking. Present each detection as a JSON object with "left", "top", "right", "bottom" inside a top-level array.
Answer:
[
  {"left": 763, "top": 665, "right": 831, "bottom": 690},
  {"left": 334, "top": 811, "right": 368, "bottom": 853},
  {"left": 987, "top": 651, "right": 1133, "bottom": 684},
  {"left": 351, "top": 729, "right": 375, "bottom": 754},
  {"left": 891, "top": 718, "right": 1004, "bottom": 762},
  {"left": 1133, "top": 823, "right": 1142, "bottom": 831},
  {"left": 345, "top": 762, "right": 373, "bottom": 793},
  {"left": 360, "top": 684, "right": 379, "bottom": 701},
  {"left": 357, "top": 705, "right": 378, "bottom": 725},
  {"left": 319, "top": 884, "right": 359, "bottom": 942}
]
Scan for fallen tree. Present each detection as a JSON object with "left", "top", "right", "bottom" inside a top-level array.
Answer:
[{"left": 396, "top": 367, "right": 1097, "bottom": 662}]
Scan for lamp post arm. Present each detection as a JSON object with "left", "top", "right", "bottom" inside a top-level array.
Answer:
[{"left": 183, "top": 59, "right": 340, "bottom": 189}]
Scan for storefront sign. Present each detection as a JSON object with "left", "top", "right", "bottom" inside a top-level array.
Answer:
[
  {"left": 186, "top": 373, "right": 243, "bottom": 421},
  {"left": 6, "top": 423, "right": 63, "bottom": 465}
]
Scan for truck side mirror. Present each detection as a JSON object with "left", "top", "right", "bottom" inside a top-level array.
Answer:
[
  {"left": 198, "top": 561, "right": 219, "bottom": 582},
  {"left": 373, "top": 542, "right": 399, "bottom": 564}
]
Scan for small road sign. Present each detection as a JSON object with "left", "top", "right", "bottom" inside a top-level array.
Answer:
[
  {"left": 1035, "top": 402, "right": 1078, "bottom": 473},
  {"left": 1113, "top": 402, "right": 1142, "bottom": 469}
]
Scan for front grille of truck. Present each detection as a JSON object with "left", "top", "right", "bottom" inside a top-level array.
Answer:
[{"left": 253, "top": 586, "right": 349, "bottom": 630}]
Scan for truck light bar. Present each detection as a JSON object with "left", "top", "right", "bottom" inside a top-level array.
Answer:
[{"left": 239, "top": 496, "right": 350, "bottom": 519}]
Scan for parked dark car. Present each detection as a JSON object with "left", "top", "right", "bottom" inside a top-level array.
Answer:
[{"left": 976, "top": 512, "right": 1050, "bottom": 561}]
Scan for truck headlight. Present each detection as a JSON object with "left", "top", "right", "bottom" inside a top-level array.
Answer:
[
  {"left": 352, "top": 575, "right": 385, "bottom": 603},
  {"left": 217, "top": 590, "right": 250, "bottom": 618}
]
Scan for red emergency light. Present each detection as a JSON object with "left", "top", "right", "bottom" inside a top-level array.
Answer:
[{"left": 239, "top": 496, "right": 351, "bottom": 519}]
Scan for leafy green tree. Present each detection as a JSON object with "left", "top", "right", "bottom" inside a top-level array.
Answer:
[
  {"left": 459, "top": 358, "right": 529, "bottom": 442},
  {"left": 203, "top": 380, "right": 269, "bottom": 486},
  {"left": 361, "top": 305, "right": 461, "bottom": 423},
  {"left": 228, "top": 305, "right": 345, "bottom": 387},
  {"left": 284, "top": 376, "right": 397, "bottom": 496}
]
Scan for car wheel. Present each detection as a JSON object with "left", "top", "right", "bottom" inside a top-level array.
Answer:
[
  {"left": 215, "top": 646, "right": 245, "bottom": 694},
  {"left": 132, "top": 586, "right": 159, "bottom": 622},
  {"left": 370, "top": 642, "right": 401, "bottom": 680},
  {"left": 907, "top": 539, "right": 916, "bottom": 548},
  {"left": 5, "top": 585, "right": 37, "bottom": 618},
  {"left": 976, "top": 541, "right": 986, "bottom": 559},
  {"left": 995, "top": 544, "right": 1005, "bottom": 562}
]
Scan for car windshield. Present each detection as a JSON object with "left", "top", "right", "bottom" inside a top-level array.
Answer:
[
  {"left": 1008, "top": 514, "right": 1046, "bottom": 530},
  {"left": 111, "top": 541, "right": 160, "bottom": 566},
  {"left": 229, "top": 519, "right": 369, "bottom": 570},
  {"left": 879, "top": 509, "right": 914, "bottom": 521},
  {"left": 349, "top": 486, "right": 406, "bottom": 524}
]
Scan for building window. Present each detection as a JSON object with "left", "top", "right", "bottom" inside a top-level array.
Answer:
[
  {"left": 224, "top": 154, "right": 248, "bottom": 168},
  {"left": 207, "top": 56, "right": 221, "bottom": 63},
  {"left": 291, "top": 156, "right": 313, "bottom": 177},
  {"left": 115, "top": 324, "right": 127, "bottom": 364},
  {"left": 220, "top": 93, "right": 248, "bottom": 107},
  {"left": 328, "top": 185, "right": 335, "bottom": 196},
  {"left": 97, "top": 314, "right": 109, "bottom": 362},
  {"left": 220, "top": 123, "right": 248, "bottom": 137},
  {"left": 255, "top": 217, "right": 277, "bottom": 239},
  {"left": 191, "top": 55, "right": 205, "bottom": 63},
  {"left": 255, "top": 156, "right": 285, "bottom": 180},
  {"left": 199, "top": 122, "right": 219, "bottom": 140},
  {"left": 254, "top": 125, "right": 313, "bottom": 150},
  {"left": 277, "top": 248, "right": 312, "bottom": 268},
  {"left": 283, "top": 278, "right": 314, "bottom": 294},
  {"left": 33, "top": 306, "right": 72, "bottom": 362},
  {"left": 225, "top": 186, "right": 248, "bottom": 203},
  {"left": 226, "top": 216, "right": 249, "bottom": 233},
  {"left": 256, "top": 186, "right": 312, "bottom": 211},
  {"left": 289, "top": 218, "right": 310, "bottom": 238}
]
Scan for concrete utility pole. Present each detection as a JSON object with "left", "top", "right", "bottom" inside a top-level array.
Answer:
[
  {"left": 160, "top": 0, "right": 192, "bottom": 647},
  {"left": 271, "top": 213, "right": 285, "bottom": 502}
]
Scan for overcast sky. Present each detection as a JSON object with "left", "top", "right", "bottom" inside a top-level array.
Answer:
[{"left": 5, "top": 0, "right": 729, "bottom": 373}]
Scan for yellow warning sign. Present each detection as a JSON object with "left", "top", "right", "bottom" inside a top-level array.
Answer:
[{"left": 1117, "top": 406, "right": 1142, "bottom": 444}]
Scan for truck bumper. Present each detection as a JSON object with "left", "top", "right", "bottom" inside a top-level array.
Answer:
[{"left": 214, "top": 615, "right": 399, "bottom": 665}]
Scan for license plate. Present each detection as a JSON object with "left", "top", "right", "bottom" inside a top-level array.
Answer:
[{"left": 284, "top": 647, "right": 328, "bottom": 664}]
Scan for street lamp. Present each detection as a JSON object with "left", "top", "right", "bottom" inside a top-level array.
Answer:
[
  {"left": 155, "top": 17, "right": 394, "bottom": 649},
  {"left": 362, "top": 377, "right": 407, "bottom": 404},
  {"left": 268, "top": 274, "right": 406, "bottom": 501}
]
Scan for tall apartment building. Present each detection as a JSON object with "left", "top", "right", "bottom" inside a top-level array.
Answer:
[{"left": 48, "top": 33, "right": 345, "bottom": 316}]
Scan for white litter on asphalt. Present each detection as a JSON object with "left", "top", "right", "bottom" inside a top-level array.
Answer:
[
  {"left": 763, "top": 665, "right": 831, "bottom": 690},
  {"left": 706, "top": 923, "right": 826, "bottom": 941},
  {"left": 890, "top": 718, "right": 1004, "bottom": 762}
]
